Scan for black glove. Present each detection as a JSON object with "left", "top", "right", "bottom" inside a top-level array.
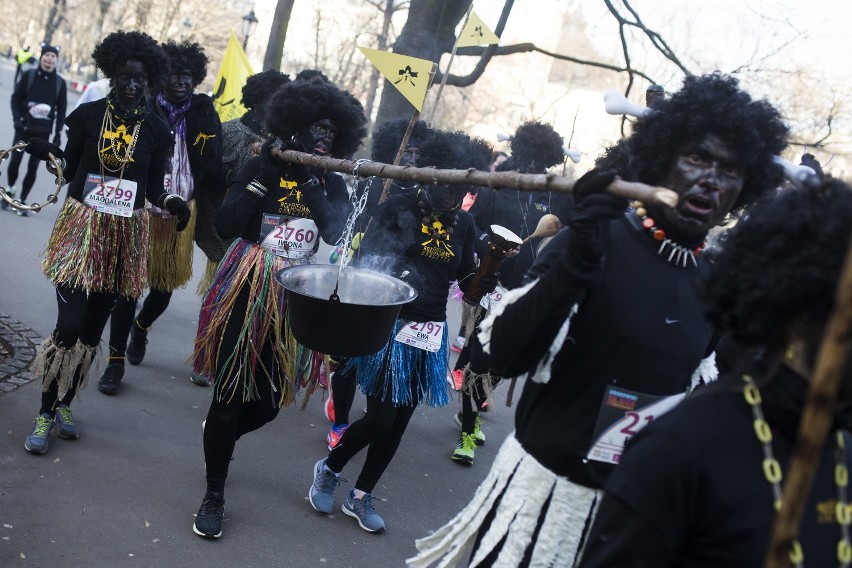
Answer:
[
  {"left": 278, "top": 137, "right": 314, "bottom": 186},
  {"left": 52, "top": 131, "right": 62, "bottom": 147},
  {"left": 478, "top": 271, "right": 500, "bottom": 295},
  {"left": 25, "top": 138, "right": 64, "bottom": 161},
  {"left": 164, "top": 195, "right": 192, "bottom": 232},
  {"left": 566, "top": 169, "right": 626, "bottom": 266},
  {"left": 253, "top": 137, "right": 285, "bottom": 191},
  {"left": 13, "top": 118, "right": 26, "bottom": 132}
]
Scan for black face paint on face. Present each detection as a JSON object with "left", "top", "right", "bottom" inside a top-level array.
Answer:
[
  {"left": 424, "top": 184, "right": 466, "bottom": 212},
  {"left": 400, "top": 146, "right": 419, "bottom": 167},
  {"left": 657, "top": 133, "right": 745, "bottom": 240},
  {"left": 164, "top": 69, "right": 193, "bottom": 103},
  {"left": 297, "top": 119, "right": 338, "bottom": 157},
  {"left": 113, "top": 60, "right": 149, "bottom": 112}
]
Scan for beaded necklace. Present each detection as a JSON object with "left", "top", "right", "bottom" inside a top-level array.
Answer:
[
  {"left": 632, "top": 201, "right": 703, "bottom": 267},
  {"left": 741, "top": 373, "right": 850, "bottom": 567},
  {"left": 417, "top": 189, "right": 459, "bottom": 241}
]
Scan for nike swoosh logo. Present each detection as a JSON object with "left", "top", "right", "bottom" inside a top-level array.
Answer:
[{"left": 665, "top": 318, "right": 680, "bottom": 324}]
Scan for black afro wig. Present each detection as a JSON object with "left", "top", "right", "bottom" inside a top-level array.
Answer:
[
  {"left": 263, "top": 78, "right": 367, "bottom": 158},
  {"left": 594, "top": 139, "right": 634, "bottom": 179},
  {"left": 703, "top": 179, "right": 852, "bottom": 351},
  {"left": 294, "top": 69, "right": 330, "bottom": 83},
  {"left": 497, "top": 121, "right": 564, "bottom": 173},
  {"left": 242, "top": 69, "right": 290, "bottom": 110},
  {"left": 417, "top": 130, "right": 492, "bottom": 195},
  {"left": 628, "top": 72, "right": 789, "bottom": 210},
  {"left": 371, "top": 119, "right": 434, "bottom": 163},
  {"left": 92, "top": 30, "right": 168, "bottom": 88},
  {"left": 161, "top": 40, "right": 208, "bottom": 88}
]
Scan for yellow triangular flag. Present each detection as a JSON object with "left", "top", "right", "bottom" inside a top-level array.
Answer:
[
  {"left": 212, "top": 30, "right": 255, "bottom": 123},
  {"left": 359, "top": 47, "right": 432, "bottom": 112},
  {"left": 455, "top": 11, "right": 500, "bottom": 48}
]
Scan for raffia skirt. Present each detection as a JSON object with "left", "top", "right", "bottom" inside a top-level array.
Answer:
[
  {"left": 192, "top": 238, "right": 324, "bottom": 407},
  {"left": 41, "top": 197, "right": 149, "bottom": 298}
]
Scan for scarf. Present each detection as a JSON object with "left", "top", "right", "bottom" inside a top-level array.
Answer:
[{"left": 149, "top": 93, "right": 194, "bottom": 215}]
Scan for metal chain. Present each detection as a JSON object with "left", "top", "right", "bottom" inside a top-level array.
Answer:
[{"left": 0, "top": 142, "right": 64, "bottom": 212}]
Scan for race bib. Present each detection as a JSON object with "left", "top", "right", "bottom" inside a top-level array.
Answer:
[
  {"left": 394, "top": 321, "right": 444, "bottom": 352},
  {"left": 83, "top": 173, "right": 137, "bottom": 217},
  {"left": 480, "top": 284, "right": 508, "bottom": 310},
  {"left": 586, "top": 386, "right": 685, "bottom": 465},
  {"left": 259, "top": 214, "right": 318, "bottom": 259},
  {"left": 28, "top": 103, "right": 51, "bottom": 120}
]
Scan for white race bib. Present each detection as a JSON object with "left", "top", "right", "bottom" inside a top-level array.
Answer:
[
  {"left": 480, "top": 284, "right": 509, "bottom": 310},
  {"left": 586, "top": 386, "right": 685, "bottom": 465},
  {"left": 83, "top": 173, "right": 137, "bottom": 217},
  {"left": 260, "top": 214, "right": 318, "bottom": 259},
  {"left": 394, "top": 321, "right": 444, "bottom": 352},
  {"left": 28, "top": 103, "right": 51, "bottom": 120}
]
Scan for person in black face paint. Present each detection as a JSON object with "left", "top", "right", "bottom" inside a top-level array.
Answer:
[
  {"left": 97, "top": 40, "right": 223, "bottom": 395},
  {"left": 190, "top": 76, "right": 367, "bottom": 540},
  {"left": 409, "top": 72, "right": 789, "bottom": 568},
  {"left": 307, "top": 130, "right": 498, "bottom": 535},
  {"left": 22, "top": 31, "right": 189, "bottom": 455}
]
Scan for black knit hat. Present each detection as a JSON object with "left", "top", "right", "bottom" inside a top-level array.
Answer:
[{"left": 40, "top": 43, "right": 60, "bottom": 56}]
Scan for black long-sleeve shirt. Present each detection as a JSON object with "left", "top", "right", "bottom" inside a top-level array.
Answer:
[
  {"left": 11, "top": 66, "right": 67, "bottom": 135},
  {"left": 217, "top": 157, "right": 349, "bottom": 250},
  {"left": 63, "top": 98, "right": 172, "bottom": 208},
  {"left": 355, "top": 192, "right": 476, "bottom": 323},
  {"left": 489, "top": 213, "right": 713, "bottom": 486}
]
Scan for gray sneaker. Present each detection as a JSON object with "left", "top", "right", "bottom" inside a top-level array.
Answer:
[
  {"left": 54, "top": 404, "right": 80, "bottom": 439},
  {"left": 309, "top": 458, "right": 344, "bottom": 514},
  {"left": 24, "top": 413, "right": 55, "bottom": 454},
  {"left": 342, "top": 490, "right": 386, "bottom": 533}
]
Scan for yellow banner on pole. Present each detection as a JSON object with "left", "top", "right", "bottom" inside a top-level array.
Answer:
[
  {"left": 212, "top": 30, "right": 254, "bottom": 123},
  {"left": 359, "top": 47, "right": 432, "bottom": 112},
  {"left": 455, "top": 11, "right": 500, "bottom": 48}
]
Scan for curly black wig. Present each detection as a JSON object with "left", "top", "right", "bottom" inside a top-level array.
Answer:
[
  {"left": 495, "top": 121, "right": 564, "bottom": 174},
  {"left": 370, "top": 119, "right": 434, "bottom": 163},
  {"left": 294, "top": 69, "right": 330, "bottom": 83},
  {"left": 263, "top": 78, "right": 367, "bottom": 158},
  {"left": 417, "top": 130, "right": 490, "bottom": 172},
  {"left": 594, "top": 139, "right": 634, "bottom": 178},
  {"left": 628, "top": 73, "right": 788, "bottom": 210},
  {"left": 703, "top": 179, "right": 852, "bottom": 351},
  {"left": 241, "top": 70, "right": 290, "bottom": 110},
  {"left": 92, "top": 31, "right": 168, "bottom": 88},
  {"left": 161, "top": 41, "right": 208, "bottom": 88}
]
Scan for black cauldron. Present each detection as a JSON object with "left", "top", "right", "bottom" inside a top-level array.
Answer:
[{"left": 276, "top": 264, "right": 418, "bottom": 357}]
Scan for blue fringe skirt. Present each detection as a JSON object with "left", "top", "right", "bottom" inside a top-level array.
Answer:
[{"left": 349, "top": 319, "right": 450, "bottom": 408}]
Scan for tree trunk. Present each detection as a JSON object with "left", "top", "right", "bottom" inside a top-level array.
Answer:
[
  {"left": 373, "top": 0, "right": 471, "bottom": 126},
  {"left": 363, "top": 0, "right": 396, "bottom": 126},
  {"left": 42, "top": 0, "right": 67, "bottom": 45},
  {"left": 263, "top": 0, "right": 296, "bottom": 71}
]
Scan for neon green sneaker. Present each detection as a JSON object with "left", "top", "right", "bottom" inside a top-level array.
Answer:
[
  {"left": 472, "top": 414, "right": 485, "bottom": 446},
  {"left": 451, "top": 432, "right": 477, "bottom": 465}
]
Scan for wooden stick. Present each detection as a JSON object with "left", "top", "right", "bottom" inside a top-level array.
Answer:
[
  {"left": 271, "top": 148, "right": 679, "bottom": 208},
  {"left": 765, "top": 233, "right": 852, "bottom": 568}
]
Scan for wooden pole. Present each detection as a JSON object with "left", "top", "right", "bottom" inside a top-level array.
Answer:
[
  {"left": 427, "top": 3, "right": 474, "bottom": 124},
  {"left": 765, "top": 233, "right": 852, "bottom": 568},
  {"left": 376, "top": 62, "right": 439, "bottom": 206},
  {"left": 271, "top": 148, "right": 679, "bottom": 208}
]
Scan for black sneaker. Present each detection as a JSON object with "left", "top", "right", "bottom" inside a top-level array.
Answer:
[
  {"left": 126, "top": 320, "right": 148, "bottom": 365},
  {"left": 97, "top": 361, "right": 125, "bottom": 395},
  {"left": 193, "top": 491, "right": 225, "bottom": 538}
]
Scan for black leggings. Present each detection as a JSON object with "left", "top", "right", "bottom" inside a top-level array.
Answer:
[
  {"left": 326, "top": 393, "right": 416, "bottom": 493},
  {"left": 7, "top": 129, "right": 48, "bottom": 202},
  {"left": 453, "top": 313, "right": 490, "bottom": 434},
  {"left": 330, "top": 362, "right": 357, "bottom": 426},
  {"left": 40, "top": 284, "right": 119, "bottom": 413},
  {"left": 107, "top": 289, "right": 173, "bottom": 356},
  {"left": 202, "top": 286, "right": 281, "bottom": 494}
]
